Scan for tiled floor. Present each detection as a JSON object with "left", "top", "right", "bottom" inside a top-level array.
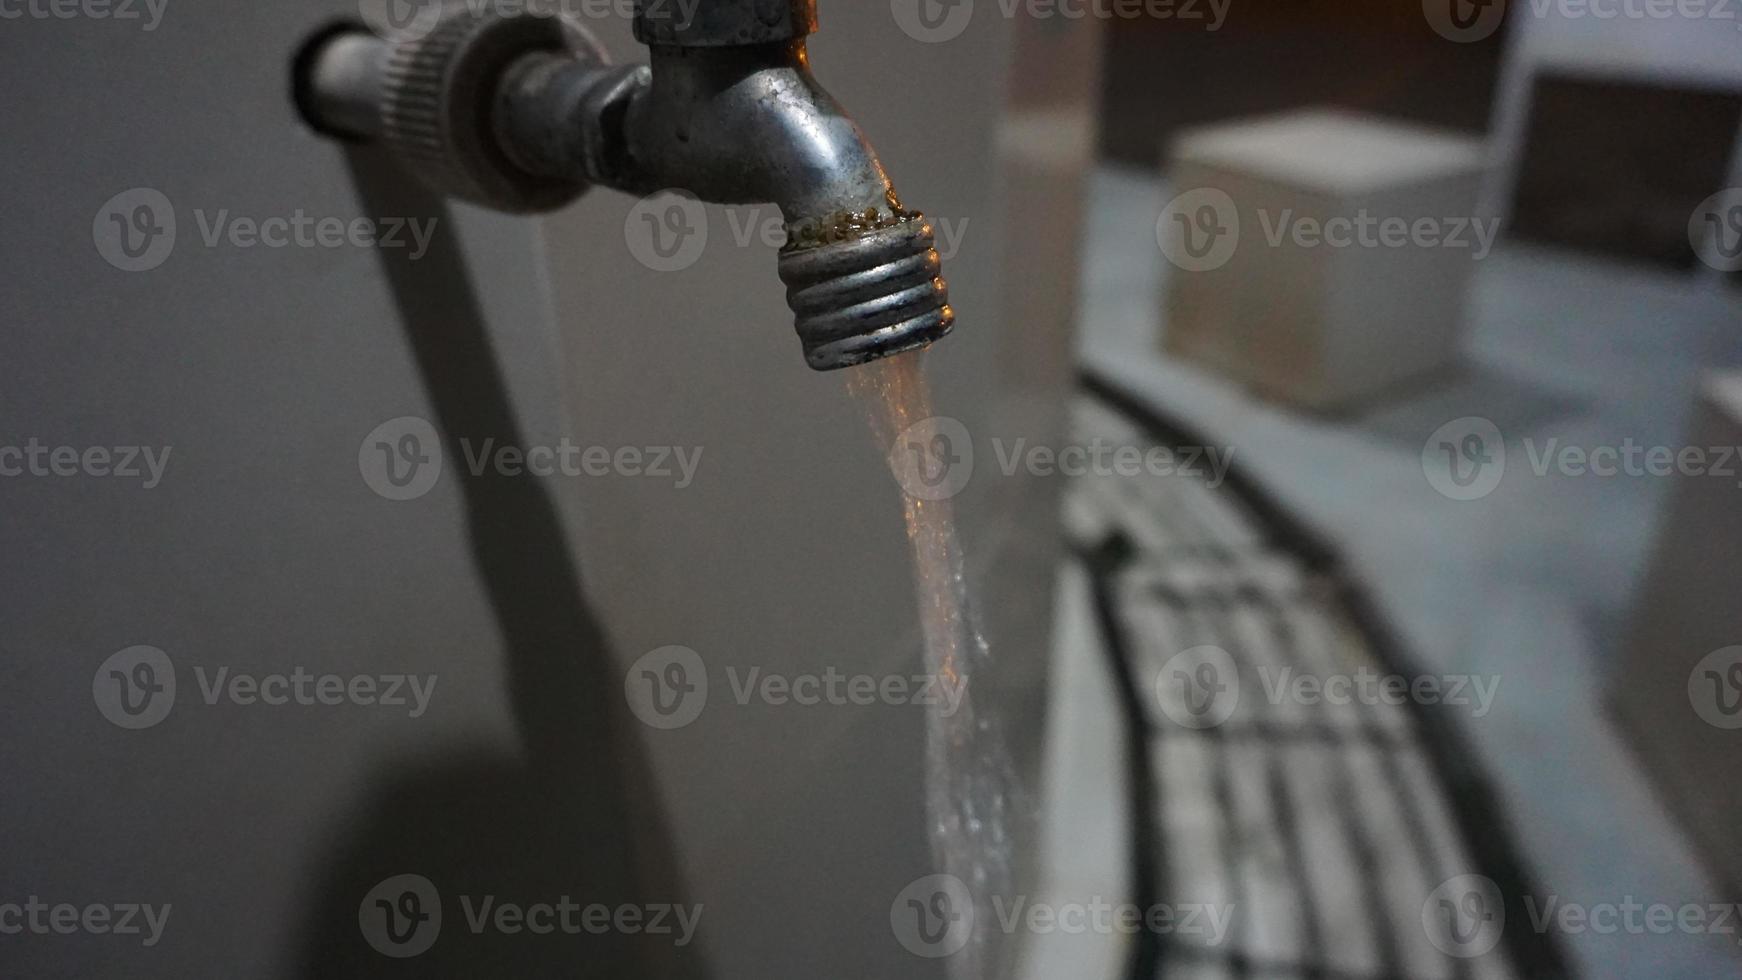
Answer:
[{"left": 1064, "top": 165, "right": 1742, "bottom": 980}]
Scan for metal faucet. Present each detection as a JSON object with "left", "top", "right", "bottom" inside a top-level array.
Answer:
[{"left": 298, "top": 0, "right": 954, "bottom": 371}]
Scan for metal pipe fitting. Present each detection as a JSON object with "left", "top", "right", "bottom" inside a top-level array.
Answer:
[
  {"left": 296, "top": 1, "right": 953, "bottom": 371},
  {"left": 299, "top": 29, "right": 389, "bottom": 141}
]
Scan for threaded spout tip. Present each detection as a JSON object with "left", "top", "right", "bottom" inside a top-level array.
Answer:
[{"left": 778, "top": 216, "right": 955, "bottom": 371}]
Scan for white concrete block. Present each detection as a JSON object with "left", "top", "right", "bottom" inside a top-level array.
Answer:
[{"left": 1161, "top": 110, "right": 1491, "bottom": 411}]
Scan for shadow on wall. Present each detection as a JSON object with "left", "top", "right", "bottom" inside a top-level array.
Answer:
[{"left": 289, "top": 147, "right": 706, "bottom": 979}]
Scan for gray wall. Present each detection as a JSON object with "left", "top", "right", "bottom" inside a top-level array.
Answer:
[{"left": 0, "top": 2, "right": 1096, "bottom": 977}]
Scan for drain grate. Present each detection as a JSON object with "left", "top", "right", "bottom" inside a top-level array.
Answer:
[{"left": 1068, "top": 374, "right": 1573, "bottom": 980}]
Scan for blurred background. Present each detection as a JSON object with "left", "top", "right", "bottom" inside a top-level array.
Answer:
[
  {"left": 1, "top": 1, "right": 1738, "bottom": 979},
  {"left": 1065, "top": 4, "right": 1742, "bottom": 980}
]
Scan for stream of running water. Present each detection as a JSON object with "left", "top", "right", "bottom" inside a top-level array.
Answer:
[{"left": 845, "top": 350, "right": 1019, "bottom": 980}]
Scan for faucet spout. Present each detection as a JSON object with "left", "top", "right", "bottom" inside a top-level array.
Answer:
[
  {"left": 295, "top": 0, "right": 953, "bottom": 370},
  {"left": 622, "top": 40, "right": 954, "bottom": 369}
]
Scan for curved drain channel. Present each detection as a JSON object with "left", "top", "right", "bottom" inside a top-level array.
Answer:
[{"left": 1072, "top": 370, "right": 1573, "bottom": 980}]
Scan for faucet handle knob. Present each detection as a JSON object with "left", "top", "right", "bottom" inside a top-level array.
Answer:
[{"left": 377, "top": 6, "right": 605, "bottom": 212}]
